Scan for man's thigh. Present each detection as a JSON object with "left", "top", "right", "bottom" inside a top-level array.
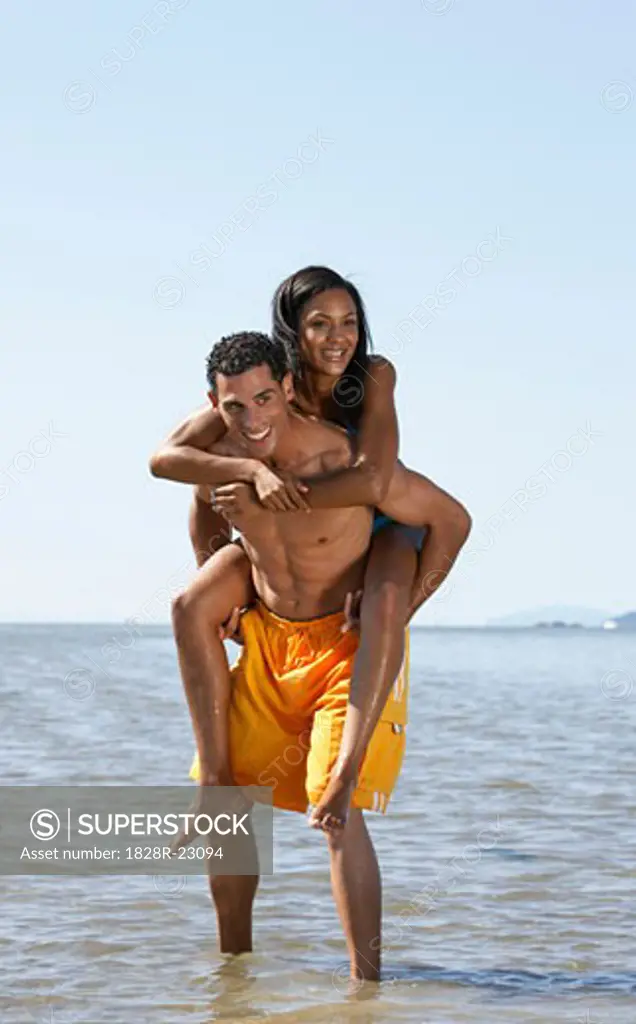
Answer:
[
  {"left": 225, "top": 613, "right": 312, "bottom": 812},
  {"left": 228, "top": 699, "right": 310, "bottom": 813}
]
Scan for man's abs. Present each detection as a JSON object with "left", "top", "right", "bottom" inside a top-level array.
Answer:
[{"left": 242, "top": 506, "right": 373, "bottom": 620}]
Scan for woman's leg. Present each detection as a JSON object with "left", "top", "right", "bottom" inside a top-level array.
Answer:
[
  {"left": 309, "top": 526, "right": 417, "bottom": 831},
  {"left": 379, "top": 463, "right": 471, "bottom": 615},
  {"left": 326, "top": 808, "right": 382, "bottom": 982},
  {"left": 172, "top": 542, "right": 254, "bottom": 777}
]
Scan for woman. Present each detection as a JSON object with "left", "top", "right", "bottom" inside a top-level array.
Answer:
[{"left": 151, "top": 266, "right": 471, "bottom": 832}]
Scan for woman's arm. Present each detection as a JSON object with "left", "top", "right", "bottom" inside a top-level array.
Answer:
[
  {"left": 302, "top": 356, "right": 399, "bottom": 509},
  {"left": 149, "top": 405, "right": 260, "bottom": 486},
  {"left": 149, "top": 405, "right": 308, "bottom": 511}
]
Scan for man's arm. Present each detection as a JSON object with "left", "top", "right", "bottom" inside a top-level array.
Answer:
[{"left": 189, "top": 485, "right": 233, "bottom": 567}]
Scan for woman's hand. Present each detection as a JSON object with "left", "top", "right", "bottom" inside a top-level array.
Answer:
[{"left": 252, "top": 464, "right": 310, "bottom": 512}]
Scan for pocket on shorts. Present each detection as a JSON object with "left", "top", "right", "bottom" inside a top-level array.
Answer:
[{"left": 357, "top": 718, "right": 406, "bottom": 810}]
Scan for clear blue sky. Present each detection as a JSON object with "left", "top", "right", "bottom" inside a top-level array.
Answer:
[{"left": 1, "top": 0, "right": 634, "bottom": 624}]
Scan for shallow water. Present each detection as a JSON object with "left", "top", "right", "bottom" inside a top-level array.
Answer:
[{"left": 2, "top": 624, "right": 635, "bottom": 1023}]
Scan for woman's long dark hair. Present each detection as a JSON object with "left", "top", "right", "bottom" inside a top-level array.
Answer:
[{"left": 271, "top": 266, "right": 373, "bottom": 428}]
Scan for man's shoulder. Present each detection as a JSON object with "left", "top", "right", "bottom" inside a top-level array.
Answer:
[
  {"left": 291, "top": 414, "right": 352, "bottom": 472},
  {"left": 304, "top": 414, "right": 349, "bottom": 441},
  {"left": 296, "top": 414, "right": 351, "bottom": 450}
]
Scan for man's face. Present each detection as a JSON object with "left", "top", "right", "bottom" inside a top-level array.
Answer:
[{"left": 211, "top": 364, "right": 293, "bottom": 459}]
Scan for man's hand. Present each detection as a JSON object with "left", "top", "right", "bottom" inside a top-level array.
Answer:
[
  {"left": 211, "top": 482, "right": 259, "bottom": 522},
  {"left": 340, "top": 590, "right": 363, "bottom": 634},
  {"left": 170, "top": 770, "right": 250, "bottom": 854},
  {"left": 218, "top": 606, "right": 244, "bottom": 644},
  {"left": 253, "top": 465, "right": 309, "bottom": 512}
]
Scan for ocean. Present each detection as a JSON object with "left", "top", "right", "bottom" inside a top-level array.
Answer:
[{"left": 1, "top": 624, "right": 635, "bottom": 1023}]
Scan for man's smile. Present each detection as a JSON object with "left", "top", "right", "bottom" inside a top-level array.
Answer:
[{"left": 242, "top": 425, "right": 272, "bottom": 443}]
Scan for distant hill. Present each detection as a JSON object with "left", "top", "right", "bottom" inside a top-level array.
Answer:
[
  {"left": 488, "top": 606, "right": 610, "bottom": 628},
  {"left": 605, "top": 610, "right": 636, "bottom": 630}
]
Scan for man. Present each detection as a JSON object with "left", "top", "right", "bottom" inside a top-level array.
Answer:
[
  {"left": 152, "top": 341, "right": 471, "bottom": 837},
  {"left": 160, "top": 331, "right": 413, "bottom": 983}
]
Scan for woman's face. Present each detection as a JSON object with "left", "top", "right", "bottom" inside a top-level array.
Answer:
[{"left": 298, "top": 288, "right": 359, "bottom": 378}]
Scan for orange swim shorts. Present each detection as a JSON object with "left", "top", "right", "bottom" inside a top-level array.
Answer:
[{"left": 190, "top": 602, "right": 409, "bottom": 814}]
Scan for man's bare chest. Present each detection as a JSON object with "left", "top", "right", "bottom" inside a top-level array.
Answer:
[{"left": 242, "top": 506, "right": 368, "bottom": 560}]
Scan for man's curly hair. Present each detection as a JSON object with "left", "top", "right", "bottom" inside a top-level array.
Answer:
[{"left": 205, "top": 331, "right": 290, "bottom": 396}]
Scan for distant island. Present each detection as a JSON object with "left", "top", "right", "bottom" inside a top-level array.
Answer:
[
  {"left": 488, "top": 607, "right": 636, "bottom": 630},
  {"left": 533, "top": 621, "right": 584, "bottom": 629},
  {"left": 488, "top": 606, "right": 609, "bottom": 628}
]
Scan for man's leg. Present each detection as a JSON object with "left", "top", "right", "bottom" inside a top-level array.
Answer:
[
  {"left": 172, "top": 544, "right": 257, "bottom": 951},
  {"left": 326, "top": 809, "right": 381, "bottom": 981},
  {"left": 208, "top": 869, "right": 259, "bottom": 954}
]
